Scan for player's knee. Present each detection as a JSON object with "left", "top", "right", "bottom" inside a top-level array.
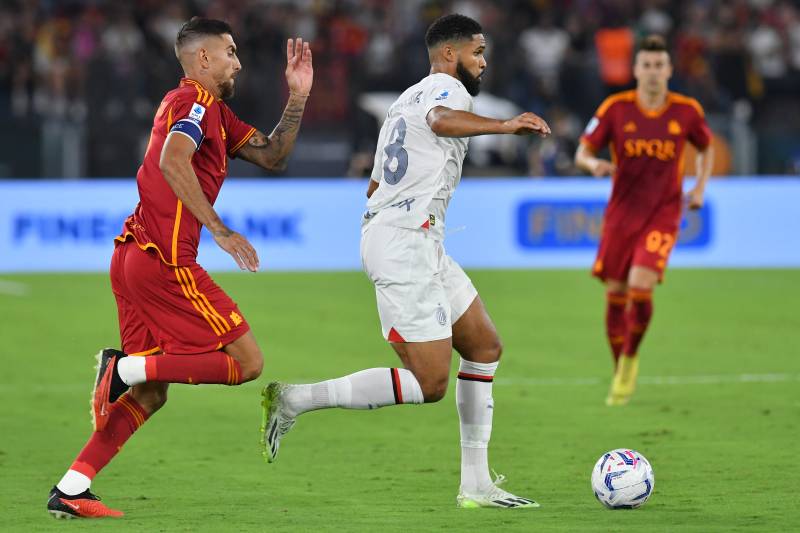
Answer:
[
  {"left": 487, "top": 337, "right": 503, "bottom": 362},
  {"left": 466, "top": 337, "right": 503, "bottom": 364},
  {"left": 238, "top": 352, "right": 264, "bottom": 383},
  {"left": 421, "top": 375, "right": 449, "bottom": 403}
]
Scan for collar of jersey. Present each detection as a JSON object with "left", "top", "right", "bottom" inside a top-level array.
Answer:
[
  {"left": 180, "top": 78, "right": 219, "bottom": 102},
  {"left": 635, "top": 91, "right": 673, "bottom": 119}
]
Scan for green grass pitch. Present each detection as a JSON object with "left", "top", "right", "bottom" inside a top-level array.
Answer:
[{"left": 1, "top": 269, "right": 798, "bottom": 532}]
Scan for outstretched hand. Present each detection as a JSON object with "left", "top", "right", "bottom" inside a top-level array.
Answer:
[
  {"left": 213, "top": 229, "right": 260, "bottom": 272},
  {"left": 285, "top": 38, "right": 313, "bottom": 96},
  {"left": 502, "top": 112, "right": 552, "bottom": 137}
]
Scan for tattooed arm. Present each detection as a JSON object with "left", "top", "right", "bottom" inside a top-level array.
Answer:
[
  {"left": 236, "top": 94, "right": 308, "bottom": 171},
  {"left": 237, "top": 37, "right": 313, "bottom": 172}
]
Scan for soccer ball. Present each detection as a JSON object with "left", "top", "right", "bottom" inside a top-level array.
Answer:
[{"left": 591, "top": 448, "right": 655, "bottom": 509}]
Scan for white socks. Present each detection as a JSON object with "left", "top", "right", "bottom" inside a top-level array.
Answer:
[
  {"left": 56, "top": 470, "right": 91, "bottom": 496},
  {"left": 283, "top": 368, "right": 423, "bottom": 418},
  {"left": 456, "top": 358, "right": 498, "bottom": 493},
  {"left": 117, "top": 356, "right": 147, "bottom": 386}
]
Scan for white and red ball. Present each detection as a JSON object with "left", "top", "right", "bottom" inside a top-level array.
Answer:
[{"left": 591, "top": 449, "right": 655, "bottom": 509}]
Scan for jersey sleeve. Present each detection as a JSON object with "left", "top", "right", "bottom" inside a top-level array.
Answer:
[
  {"left": 219, "top": 103, "right": 257, "bottom": 157},
  {"left": 422, "top": 80, "right": 473, "bottom": 117},
  {"left": 168, "top": 93, "right": 210, "bottom": 150},
  {"left": 580, "top": 99, "right": 616, "bottom": 152},
  {"left": 687, "top": 102, "right": 712, "bottom": 150}
]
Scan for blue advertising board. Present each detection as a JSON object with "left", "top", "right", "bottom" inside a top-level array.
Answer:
[{"left": 0, "top": 178, "right": 798, "bottom": 272}]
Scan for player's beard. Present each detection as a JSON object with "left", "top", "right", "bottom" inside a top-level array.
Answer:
[
  {"left": 456, "top": 61, "right": 482, "bottom": 96},
  {"left": 219, "top": 78, "right": 235, "bottom": 100}
]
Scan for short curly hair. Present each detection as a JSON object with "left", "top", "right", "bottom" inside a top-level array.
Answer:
[{"left": 424, "top": 14, "right": 482, "bottom": 49}]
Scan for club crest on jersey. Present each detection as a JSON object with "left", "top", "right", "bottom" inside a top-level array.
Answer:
[
  {"left": 435, "top": 90, "right": 450, "bottom": 101},
  {"left": 668, "top": 120, "right": 682, "bottom": 135},
  {"left": 189, "top": 103, "right": 206, "bottom": 123},
  {"left": 584, "top": 117, "right": 599, "bottom": 135},
  {"left": 435, "top": 306, "right": 447, "bottom": 326}
]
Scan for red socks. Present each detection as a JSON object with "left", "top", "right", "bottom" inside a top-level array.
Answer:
[
  {"left": 624, "top": 288, "right": 653, "bottom": 357},
  {"left": 70, "top": 394, "right": 149, "bottom": 480},
  {"left": 144, "top": 352, "right": 242, "bottom": 385},
  {"left": 605, "top": 291, "right": 628, "bottom": 365}
]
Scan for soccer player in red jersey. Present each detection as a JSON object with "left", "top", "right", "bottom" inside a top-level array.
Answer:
[
  {"left": 47, "top": 18, "right": 313, "bottom": 518},
  {"left": 574, "top": 35, "right": 714, "bottom": 406}
]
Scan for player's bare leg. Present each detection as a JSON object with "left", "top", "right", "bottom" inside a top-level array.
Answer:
[
  {"left": 49, "top": 381, "right": 169, "bottom": 519},
  {"left": 389, "top": 338, "right": 453, "bottom": 402},
  {"left": 450, "top": 296, "right": 539, "bottom": 508},
  {"left": 607, "top": 267, "right": 658, "bottom": 406},
  {"left": 222, "top": 331, "right": 264, "bottom": 382},
  {"left": 260, "top": 341, "right": 444, "bottom": 462},
  {"left": 96, "top": 332, "right": 263, "bottom": 424}
]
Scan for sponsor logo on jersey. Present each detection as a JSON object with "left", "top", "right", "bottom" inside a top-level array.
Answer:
[
  {"left": 435, "top": 90, "right": 449, "bottom": 101},
  {"left": 584, "top": 117, "right": 599, "bottom": 135},
  {"left": 189, "top": 103, "right": 206, "bottom": 123},
  {"left": 668, "top": 119, "right": 682, "bottom": 135},
  {"left": 623, "top": 121, "right": 637, "bottom": 133},
  {"left": 623, "top": 138, "right": 677, "bottom": 161}
]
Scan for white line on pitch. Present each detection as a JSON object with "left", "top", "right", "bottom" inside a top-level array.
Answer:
[
  {"left": 494, "top": 373, "right": 799, "bottom": 387},
  {"left": 0, "top": 279, "right": 29, "bottom": 296}
]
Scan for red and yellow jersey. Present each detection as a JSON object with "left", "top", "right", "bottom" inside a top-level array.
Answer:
[
  {"left": 116, "top": 78, "right": 257, "bottom": 265},
  {"left": 580, "top": 90, "right": 711, "bottom": 230}
]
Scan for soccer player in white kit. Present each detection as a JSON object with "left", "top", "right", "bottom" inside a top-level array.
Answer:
[{"left": 261, "top": 14, "right": 551, "bottom": 508}]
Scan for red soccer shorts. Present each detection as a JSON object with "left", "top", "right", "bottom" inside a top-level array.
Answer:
[
  {"left": 592, "top": 218, "right": 679, "bottom": 283},
  {"left": 110, "top": 240, "right": 250, "bottom": 355}
]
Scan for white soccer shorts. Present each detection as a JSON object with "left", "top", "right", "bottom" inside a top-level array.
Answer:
[{"left": 360, "top": 224, "right": 477, "bottom": 342}]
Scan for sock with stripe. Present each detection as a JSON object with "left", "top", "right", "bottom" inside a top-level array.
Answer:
[
  {"left": 606, "top": 290, "right": 628, "bottom": 366},
  {"left": 623, "top": 288, "right": 653, "bottom": 358},
  {"left": 282, "top": 368, "right": 423, "bottom": 418},
  {"left": 457, "top": 358, "right": 498, "bottom": 494},
  {"left": 56, "top": 394, "right": 149, "bottom": 495},
  {"left": 117, "top": 351, "right": 242, "bottom": 386}
]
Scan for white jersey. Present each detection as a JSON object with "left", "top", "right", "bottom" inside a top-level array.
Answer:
[{"left": 363, "top": 73, "right": 473, "bottom": 240}]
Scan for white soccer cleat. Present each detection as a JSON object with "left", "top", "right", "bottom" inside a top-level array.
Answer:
[
  {"left": 260, "top": 382, "right": 296, "bottom": 463},
  {"left": 456, "top": 473, "right": 540, "bottom": 509}
]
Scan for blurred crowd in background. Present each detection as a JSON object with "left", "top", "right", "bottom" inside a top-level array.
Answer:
[{"left": 1, "top": 0, "right": 799, "bottom": 178}]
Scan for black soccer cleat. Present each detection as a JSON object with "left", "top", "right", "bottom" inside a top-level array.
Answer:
[
  {"left": 47, "top": 485, "right": 123, "bottom": 518},
  {"left": 92, "top": 348, "right": 129, "bottom": 431}
]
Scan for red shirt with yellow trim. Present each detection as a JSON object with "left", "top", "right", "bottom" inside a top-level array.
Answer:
[
  {"left": 117, "top": 78, "right": 256, "bottom": 265},
  {"left": 580, "top": 90, "right": 711, "bottom": 231}
]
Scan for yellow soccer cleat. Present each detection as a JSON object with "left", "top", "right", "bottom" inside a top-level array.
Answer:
[{"left": 606, "top": 356, "right": 639, "bottom": 406}]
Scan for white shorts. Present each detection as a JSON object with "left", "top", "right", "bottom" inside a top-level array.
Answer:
[{"left": 360, "top": 224, "right": 478, "bottom": 342}]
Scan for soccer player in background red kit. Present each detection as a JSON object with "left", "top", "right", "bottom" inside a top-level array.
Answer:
[
  {"left": 46, "top": 18, "right": 313, "bottom": 518},
  {"left": 575, "top": 35, "right": 714, "bottom": 406}
]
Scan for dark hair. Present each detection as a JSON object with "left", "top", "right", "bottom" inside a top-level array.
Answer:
[
  {"left": 175, "top": 17, "right": 233, "bottom": 51},
  {"left": 638, "top": 34, "right": 668, "bottom": 53},
  {"left": 424, "top": 14, "right": 482, "bottom": 49}
]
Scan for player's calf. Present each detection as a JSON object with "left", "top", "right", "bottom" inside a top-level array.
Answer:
[{"left": 129, "top": 382, "right": 169, "bottom": 414}]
